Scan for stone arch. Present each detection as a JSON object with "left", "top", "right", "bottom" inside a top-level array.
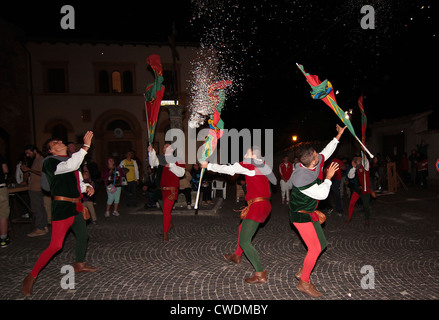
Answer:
[{"left": 93, "top": 109, "right": 144, "bottom": 171}]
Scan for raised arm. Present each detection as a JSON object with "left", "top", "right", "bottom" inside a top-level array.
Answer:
[
  {"left": 320, "top": 124, "right": 346, "bottom": 159},
  {"left": 55, "top": 131, "right": 93, "bottom": 175},
  {"left": 200, "top": 161, "right": 255, "bottom": 177},
  {"left": 148, "top": 145, "right": 160, "bottom": 168}
]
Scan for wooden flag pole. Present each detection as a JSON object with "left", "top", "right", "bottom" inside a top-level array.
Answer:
[
  {"left": 354, "top": 135, "right": 374, "bottom": 159},
  {"left": 194, "top": 167, "right": 205, "bottom": 211}
]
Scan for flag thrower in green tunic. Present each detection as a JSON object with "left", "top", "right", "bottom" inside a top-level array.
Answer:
[{"left": 296, "top": 63, "right": 374, "bottom": 159}]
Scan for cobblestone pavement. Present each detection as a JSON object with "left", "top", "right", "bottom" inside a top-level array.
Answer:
[{"left": 1, "top": 182, "right": 438, "bottom": 303}]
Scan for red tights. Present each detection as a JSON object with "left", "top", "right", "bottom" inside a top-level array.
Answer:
[
  {"left": 162, "top": 193, "right": 174, "bottom": 233},
  {"left": 234, "top": 223, "right": 244, "bottom": 256},
  {"left": 293, "top": 222, "right": 326, "bottom": 282},
  {"left": 30, "top": 216, "right": 75, "bottom": 278}
]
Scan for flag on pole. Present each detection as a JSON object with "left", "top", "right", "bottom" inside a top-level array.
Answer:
[
  {"left": 358, "top": 94, "right": 367, "bottom": 144},
  {"left": 194, "top": 80, "right": 232, "bottom": 209},
  {"left": 144, "top": 54, "right": 165, "bottom": 146},
  {"left": 296, "top": 63, "right": 373, "bottom": 158}
]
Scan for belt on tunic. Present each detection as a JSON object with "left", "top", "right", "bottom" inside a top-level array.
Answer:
[
  {"left": 54, "top": 196, "right": 81, "bottom": 203},
  {"left": 247, "top": 197, "right": 270, "bottom": 206},
  {"left": 53, "top": 196, "right": 90, "bottom": 220},
  {"left": 236, "top": 197, "right": 270, "bottom": 220},
  {"left": 160, "top": 187, "right": 178, "bottom": 201},
  {"left": 298, "top": 209, "right": 326, "bottom": 224},
  {"left": 160, "top": 187, "right": 178, "bottom": 191}
]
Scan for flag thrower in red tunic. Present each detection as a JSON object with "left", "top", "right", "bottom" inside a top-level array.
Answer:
[
  {"left": 144, "top": 54, "right": 165, "bottom": 146},
  {"left": 194, "top": 80, "right": 232, "bottom": 210},
  {"left": 296, "top": 63, "right": 374, "bottom": 159}
]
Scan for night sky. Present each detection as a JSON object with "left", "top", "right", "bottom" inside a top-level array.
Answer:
[{"left": 2, "top": 0, "right": 437, "bottom": 149}]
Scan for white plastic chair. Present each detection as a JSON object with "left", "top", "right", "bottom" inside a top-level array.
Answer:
[{"left": 211, "top": 179, "right": 227, "bottom": 199}]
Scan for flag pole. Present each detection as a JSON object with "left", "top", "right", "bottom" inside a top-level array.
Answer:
[
  {"left": 354, "top": 135, "right": 374, "bottom": 159},
  {"left": 144, "top": 93, "right": 152, "bottom": 146},
  {"left": 194, "top": 167, "right": 205, "bottom": 211}
]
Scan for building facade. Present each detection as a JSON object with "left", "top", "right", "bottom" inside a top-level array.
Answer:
[
  {"left": 0, "top": 20, "right": 32, "bottom": 169},
  {"left": 23, "top": 39, "right": 199, "bottom": 176},
  {"left": 368, "top": 110, "right": 439, "bottom": 181}
]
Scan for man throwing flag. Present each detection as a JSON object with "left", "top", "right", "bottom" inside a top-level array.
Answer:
[
  {"left": 200, "top": 146, "right": 277, "bottom": 284},
  {"left": 148, "top": 144, "right": 185, "bottom": 241},
  {"left": 288, "top": 124, "right": 346, "bottom": 297}
]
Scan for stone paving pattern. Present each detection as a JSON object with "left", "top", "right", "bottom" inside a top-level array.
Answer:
[{"left": 1, "top": 182, "right": 438, "bottom": 301}]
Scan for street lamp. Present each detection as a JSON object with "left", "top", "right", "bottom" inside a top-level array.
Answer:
[{"left": 292, "top": 135, "right": 298, "bottom": 142}]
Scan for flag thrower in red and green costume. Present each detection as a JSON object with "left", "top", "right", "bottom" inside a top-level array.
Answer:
[
  {"left": 144, "top": 54, "right": 165, "bottom": 146},
  {"left": 194, "top": 80, "right": 233, "bottom": 210},
  {"left": 296, "top": 63, "right": 374, "bottom": 158},
  {"left": 358, "top": 94, "right": 367, "bottom": 144}
]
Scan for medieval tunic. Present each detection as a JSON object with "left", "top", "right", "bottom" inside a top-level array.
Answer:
[
  {"left": 288, "top": 138, "right": 339, "bottom": 223},
  {"left": 41, "top": 149, "right": 91, "bottom": 221},
  {"left": 148, "top": 149, "right": 186, "bottom": 190},
  {"left": 348, "top": 157, "right": 371, "bottom": 195},
  {"left": 347, "top": 157, "right": 372, "bottom": 221},
  {"left": 207, "top": 159, "right": 275, "bottom": 223},
  {"left": 279, "top": 161, "right": 294, "bottom": 201},
  {"left": 148, "top": 149, "right": 185, "bottom": 234}
]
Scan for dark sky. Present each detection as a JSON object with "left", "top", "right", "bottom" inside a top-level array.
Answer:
[{"left": 2, "top": 0, "right": 437, "bottom": 148}]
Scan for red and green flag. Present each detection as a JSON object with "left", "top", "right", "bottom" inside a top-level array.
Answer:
[
  {"left": 199, "top": 80, "right": 231, "bottom": 161},
  {"left": 144, "top": 54, "right": 165, "bottom": 146},
  {"left": 358, "top": 94, "right": 367, "bottom": 144},
  {"left": 194, "top": 80, "right": 232, "bottom": 209},
  {"left": 296, "top": 63, "right": 373, "bottom": 158}
]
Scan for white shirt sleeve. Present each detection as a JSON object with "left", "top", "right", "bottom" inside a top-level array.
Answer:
[
  {"left": 134, "top": 160, "right": 139, "bottom": 180},
  {"left": 207, "top": 162, "right": 255, "bottom": 176},
  {"left": 348, "top": 166, "right": 357, "bottom": 179},
  {"left": 362, "top": 156, "right": 370, "bottom": 171},
  {"left": 148, "top": 149, "right": 160, "bottom": 168},
  {"left": 168, "top": 163, "right": 185, "bottom": 177},
  {"left": 54, "top": 148, "right": 87, "bottom": 175},
  {"left": 300, "top": 179, "right": 332, "bottom": 200},
  {"left": 320, "top": 138, "right": 339, "bottom": 160},
  {"left": 78, "top": 171, "right": 92, "bottom": 193}
]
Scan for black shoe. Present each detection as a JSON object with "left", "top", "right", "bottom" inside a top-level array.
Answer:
[{"left": 0, "top": 236, "right": 10, "bottom": 248}]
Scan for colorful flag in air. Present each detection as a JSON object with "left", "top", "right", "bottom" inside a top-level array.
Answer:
[
  {"left": 195, "top": 80, "right": 232, "bottom": 209},
  {"left": 199, "top": 80, "right": 231, "bottom": 161},
  {"left": 144, "top": 54, "right": 165, "bottom": 145},
  {"left": 296, "top": 63, "right": 373, "bottom": 158},
  {"left": 358, "top": 94, "right": 367, "bottom": 144}
]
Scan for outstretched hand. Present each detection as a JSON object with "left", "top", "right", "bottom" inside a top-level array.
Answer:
[
  {"left": 85, "top": 185, "right": 95, "bottom": 196},
  {"left": 83, "top": 131, "right": 94, "bottom": 146},
  {"left": 325, "top": 162, "right": 339, "bottom": 180},
  {"left": 335, "top": 124, "right": 347, "bottom": 140},
  {"left": 199, "top": 161, "right": 208, "bottom": 169}
]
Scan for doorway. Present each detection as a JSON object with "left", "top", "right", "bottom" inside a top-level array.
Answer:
[{"left": 94, "top": 109, "right": 143, "bottom": 172}]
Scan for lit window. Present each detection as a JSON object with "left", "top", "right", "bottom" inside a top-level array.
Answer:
[
  {"left": 112, "top": 71, "right": 122, "bottom": 93},
  {"left": 94, "top": 63, "right": 135, "bottom": 94}
]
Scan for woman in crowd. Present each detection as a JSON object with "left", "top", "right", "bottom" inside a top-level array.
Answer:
[{"left": 102, "top": 158, "right": 125, "bottom": 217}]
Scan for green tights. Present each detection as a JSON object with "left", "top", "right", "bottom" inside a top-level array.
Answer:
[{"left": 239, "top": 219, "right": 264, "bottom": 272}]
